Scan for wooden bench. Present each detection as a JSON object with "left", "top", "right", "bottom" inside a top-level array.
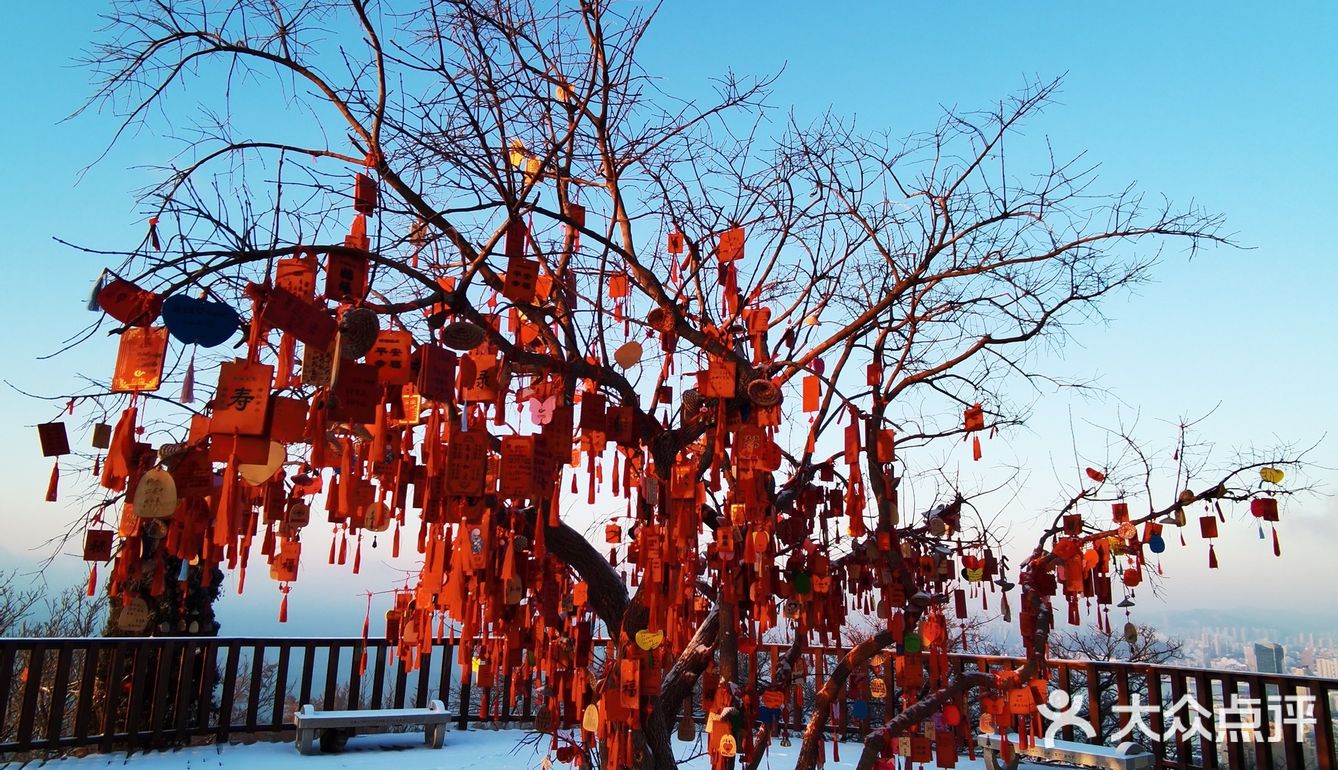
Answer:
[
  {"left": 293, "top": 700, "right": 451, "bottom": 754},
  {"left": 979, "top": 732, "right": 1154, "bottom": 770}
]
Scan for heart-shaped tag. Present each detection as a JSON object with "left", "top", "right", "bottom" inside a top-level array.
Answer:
[
  {"left": 239, "top": 441, "right": 286, "bottom": 485},
  {"left": 162, "top": 294, "right": 240, "bottom": 347},
  {"left": 903, "top": 631, "right": 923, "bottom": 654},
  {"left": 634, "top": 629, "right": 664, "bottom": 651},
  {"left": 98, "top": 278, "right": 162, "bottom": 326}
]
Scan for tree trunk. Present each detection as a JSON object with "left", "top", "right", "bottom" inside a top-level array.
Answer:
[{"left": 793, "top": 631, "right": 895, "bottom": 770}]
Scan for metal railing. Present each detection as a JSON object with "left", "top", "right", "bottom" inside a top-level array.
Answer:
[{"left": 0, "top": 637, "right": 1333, "bottom": 770}]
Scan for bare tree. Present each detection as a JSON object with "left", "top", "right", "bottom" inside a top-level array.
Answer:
[
  {"left": 1050, "top": 624, "right": 1183, "bottom": 667},
  {"left": 39, "top": 2, "right": 1312, "bottom": 770},
  {"left": 1, "top": 574, "right": 108, "bottom": 757},
  {"left": 1047, "top": 624, "right": 1183, "bottom": 741},
  {"left": 0, "top": 571, "right": 44, "bottom": 638}
]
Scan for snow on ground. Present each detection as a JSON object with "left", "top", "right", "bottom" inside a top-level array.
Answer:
[{"left": 4, "top": 729, "right": 1045, "bottom": 770}]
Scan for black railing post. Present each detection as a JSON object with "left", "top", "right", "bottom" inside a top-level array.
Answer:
[
  {"left": 15, "top": 643, "right": 47, "bottom": 750},
  {"left": 73, "top": 642, "right": 101, "bottom": 745},
  {"left": 415, "top": 644, "right": 433, "bottom": 709},
  {"left": 47, "top": 643, "right": 75, "bottom": 750},
  {"left": 435, "top": 640, "right": 452, "bottom": 715},
  {"left": 217, "top": 640, "right": 242, "bottom": 743},
  {"left": 0, "top": 642, "right": 17, "bottom": 739},
  {"left": 297, "top": 642, "right": 316, "bottom": 710},
  {"left": 1147, "top": 667, "right": 1167, "bottom": 768},
  {"left": 171, "top": 640, "right": 200, "bottom": 743},
  {"left": 321, "top": 643, "right": 340, "bottom": 712},
  {"left": 457, "top": 653, "right": 473, "bottom": 731},
  {"left": 147, "top": 640, "right": 179, "bottom": 749},
  {"left": 347, "top": 642, "right": 364, "bottom": 710},
  {"left": 123, "top": 642, "right": 152, "bottom": 751},
  {"left": 270, "top": 642, "right": 291, "bottom": 730},
  {"left": 99, "top": 642, "right": 127, "bottom": 754},
  {"left": 1249, "top": 675, "right": 1276, "bottom": 770},
  {"left": 1280, "top": 680, "right": 1305, "bottom": 770},
  {"left": 1085, "top": 661, "right": 1103, "bottom": 746},
  {"left": 370, "top": 642, "right": 388, "bottom": 710},
  {"left": 1314, "top": 681, "right": 1335, "bottom": 770},
  {"left": 1193, "top": 671, "right": 1217, "bottom": 770},
  {"left": 247, "top": 643, "right": 266, "bottom": 730}
]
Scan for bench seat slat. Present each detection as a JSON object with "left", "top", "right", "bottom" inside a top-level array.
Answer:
[
  {"left": 295, "top": 714, "right": 452, "bottom": 728},
  {"left": 297, "top": 712, "right": 444, "bottom": 723},
  {"left": 978, "top": 733, "right": 1155, "bottom": 770}
]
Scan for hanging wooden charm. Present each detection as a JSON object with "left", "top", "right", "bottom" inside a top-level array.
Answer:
[
  {"left": 964, "top": 403, "right": 985, "bottom": 461},
  {"left": 111, "top": 327, "right": 170, "bottom": 393}
]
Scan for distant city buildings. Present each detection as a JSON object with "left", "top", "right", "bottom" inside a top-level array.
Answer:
[
  {"left": 1129, "top": 621, "right": 1338, "bottom": 678},
  {"left": 1249, "top": 641, "right": 1286, "bottom": 674}
]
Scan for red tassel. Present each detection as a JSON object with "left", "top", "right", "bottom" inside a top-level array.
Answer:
[
  {"left": 587, "top": 463, "right": 597, "bottom": 505},
  {"left": 180, "top": 352, "right": 195, "bottom": 404},
  {"left": 338, "top": 531, "right": 348, "bottom": 565},
  {"left": 392, "top": 523, "right": 401, "bottom": 558},
  {"left": 279, "top": 587, "right": 289, "bottom": 623},
  {"left": 972, "top": 435, "right": 982, "bottom": 461},
  {"left": 87, "top": 564, "right": 98, "bottom": 597},
  {"left": 353, "top": 535, "right": 362, "bottom": 574},
  {"left": 328, "top": 531, "right": 337, "bottom": 564},
  {"left": 1272, "top": 527, "right": 1281, "bottom": 557},
  {"left": 275, "top": 333, "right": 296, "bottom": 390},
  {"left": 45, "top": 461, "right": 59, "bottom": 502},
  {"left": 359, "top": 595, "right": 370, "bottom": 674},
  {"left": 1208, "top": 543, "right": 1218, "bottom": 569}
]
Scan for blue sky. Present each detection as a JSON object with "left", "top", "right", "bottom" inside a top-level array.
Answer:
[{"left": 0, "top": 2, "right": 1334, "bottom": 636}]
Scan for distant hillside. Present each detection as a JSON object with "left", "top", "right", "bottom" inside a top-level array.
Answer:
[{"left": 1135, "top": 605, "right": 1338, "bottom": 637}]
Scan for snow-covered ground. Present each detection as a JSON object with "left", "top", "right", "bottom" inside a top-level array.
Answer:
[{"left": 2, "top": 729, "right": 1037, "bottom": 770}]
